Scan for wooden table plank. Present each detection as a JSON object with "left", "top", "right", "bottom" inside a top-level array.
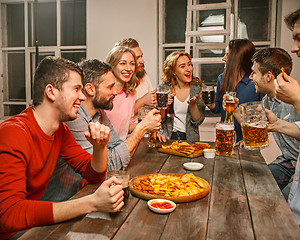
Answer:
[
  {"left": 160, "top": 154, "right": 213, "bottom": 240},
  {"left": 207, "top": 151, "right": 255, "bottom": 240},
  {"left": 239, "top": 148, "right": 300, "bottom": 239},
  {"left": 17, "top": 140, "right": 300, "bottom": 240}
]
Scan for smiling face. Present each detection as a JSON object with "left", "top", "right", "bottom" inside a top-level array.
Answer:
[
  {"left": 92, "top": 71, "right": 117, "bottom": 110},
  {"left": 112, "top": 51, "right": 136, "bottom": 84},
  {"left": 250, "top": 62, "right": 273, "bottom": 97},
  {"left": 291, "top": 20, "right": 300, "bottom": 57},
  {"left": 173, "top": 55, "right": 193, "bottom": 84},
  {"left": 54, "top": 70, "right": 86, "bottom": 122}
]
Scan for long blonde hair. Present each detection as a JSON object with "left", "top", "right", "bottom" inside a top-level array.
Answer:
[
  {"left": 105, "top": 46, "right": 139, "bottom": 96},
  {"left": 161, "top": 51, "right": 201, "bottom": 89}
]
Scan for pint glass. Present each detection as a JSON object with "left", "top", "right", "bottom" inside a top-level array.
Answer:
[
  {"left": 224, "top": 92, "right": 236, "bottom": 123},
  {"left": 106, "top": 170, "right": 130, "bottom": 204},
  {"left": 240, "top": 101, "right": 269, "bottom": 150},
  {"left": 215, "top": 122, "right": 235, "bottom": 156}
]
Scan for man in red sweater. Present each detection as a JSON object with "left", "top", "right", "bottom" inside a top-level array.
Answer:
[{"left": 0, "top": 56, "right": 124, "bottom": 239}]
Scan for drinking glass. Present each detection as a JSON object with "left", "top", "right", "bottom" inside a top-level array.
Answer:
[
  {"left": 224, "top": 92, "right": 236, "bottom": 123},
  {"left": 240, "top": 101, "right": 269, "bottom": 150},
  {"left": 202, "top": 85, "right": 215, "bottom": 106},
  {"left": 215, "top": 122, "right": 235, "bottom": 156},
  {"left": 106, "top": 170, "right": 130, "bottom": 204},
  {"left": 156, "top": 85, "right": 169, "bottom": 110}
]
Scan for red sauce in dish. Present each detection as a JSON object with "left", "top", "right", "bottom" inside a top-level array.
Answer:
[{"left": 150, "top": 201, "right": 174, "bottom": 209}]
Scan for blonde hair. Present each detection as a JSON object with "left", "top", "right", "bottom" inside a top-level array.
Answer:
[
  {"left": 105, "top": 46, "right": 139, "bottom": 96},
  {"left": 161, "top": 51, "right": 201, "bottom": 88}
]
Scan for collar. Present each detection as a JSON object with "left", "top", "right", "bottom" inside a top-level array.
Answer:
[{"left": 239, "top": 74, "right": 252, "bottom": 85}]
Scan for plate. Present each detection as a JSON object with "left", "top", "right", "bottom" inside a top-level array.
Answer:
[
  {"left": 129, "top": 173, "right": 210, "bottom": 203},
  {"left": 158, "top": 148, "right": 203, "bottom": 158},
  {"left": 147, "top": 199, "right": 176, "bottom": 214},
  {"left": 183, "top": 162, "right": 204, "bottom": 171}
]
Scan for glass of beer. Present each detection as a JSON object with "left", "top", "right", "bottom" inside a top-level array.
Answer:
[
  {"left": 201, "top": 85, "right": 215, "bottom": 106},
  {"left": 148, "top": 131, "right": 157, "bottom": 148},
  {"left": 216, "top": 122, "right": 235, "bottom": 156},
  {"left": 106, "top": 170, "right": 130, "bottom": 204},
  {"left": 224, "top": 92, "right": 236, "bottom": 123},
  {"left": 240, "top": 101, "right": 269, "bottom": 150},
  {"left": 156, "top": 85, "right": 169, "bottom": 110}
]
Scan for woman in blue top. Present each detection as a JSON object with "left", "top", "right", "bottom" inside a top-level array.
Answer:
[{"left": 209, "top": 39, "right": 265, "bottom": 142}]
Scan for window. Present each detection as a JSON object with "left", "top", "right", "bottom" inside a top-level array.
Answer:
[
  {"left": 0, "top": 0, "right": 86, "bottom": 119},
  {"left": 159, "top": 0, "right": 276, "bottom": 86}
]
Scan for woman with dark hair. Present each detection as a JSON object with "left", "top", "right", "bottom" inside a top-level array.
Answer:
[{"left": 209, "top": 39, "right": 265, "bottom": 142}]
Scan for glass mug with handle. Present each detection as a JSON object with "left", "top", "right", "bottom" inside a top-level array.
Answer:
[
  {"left": 156, "top": 85, "right": 169, "bottom": 110},
  {"left": 215, "top": 122, "right": 236, "bottom": 156},
  {"left": 201, "top": 85, "right": 215, "bottom": 106},
  {"left": 240, "top": 101, "right": 269, "bottom": 150}
]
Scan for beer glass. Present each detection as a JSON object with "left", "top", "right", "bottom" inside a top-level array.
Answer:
[
  {"left": 202, "top": 85, "right": 215, "bottom": 106},
  {"left": 215, "top": 122, "right": 235, "bottom": 156},
  {"left": 224, "top": 92, "right": 236, "bottom": 123},
  {"left": 106, "top": 170, "right": 130, "bottom": 204},
  {"left": 240, "top": 101, "right": 269, "bottom": 150},
  {"left": 156, "top": 85, "right": 169, "bottom": 110},
  {"left": 148, "top": 131, "right": 157, "bottom": 148}
]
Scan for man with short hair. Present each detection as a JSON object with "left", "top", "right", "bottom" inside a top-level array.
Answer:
[
  {"left": 274, "top": 8, "right": 300, "bottom": 225},
  {"left": 0, "top": 57, "right": 124, "bottom": 239},
  {"left": 114, "top": 38, "right": 156, "bottom": 114},
  {"left": 250, "top": 48, "right": 300, "bottom": 191},
  {"left": 42, "top": 59, "right": 161, "bottom": 202}
]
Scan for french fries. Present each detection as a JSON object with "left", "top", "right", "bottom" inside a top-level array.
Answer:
[
  {"left": 161, "top": 141, "right": 211, "bottom": 155},
  {"left": 132, "top": 173, "right": 206, "bottom": 197}
]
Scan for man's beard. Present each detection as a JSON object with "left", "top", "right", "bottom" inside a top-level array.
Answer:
[
  {"left": 92, "top": 95, "right": 114, "bottom": 110},
  {"left": 136, "top": 67, "right": 146, "bottom": 79}
]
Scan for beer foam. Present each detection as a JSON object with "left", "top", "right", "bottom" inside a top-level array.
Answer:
[
  {"left": 247, "top": 122, "right": 267, "bottom": 128},
  {"left": 216, "top": 124, "right": 234, "bottom": 131}
]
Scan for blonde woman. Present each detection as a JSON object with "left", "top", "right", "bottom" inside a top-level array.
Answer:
[
  {"left": 105, "top": 46, "right": 140, "bottom": 140},
  {"left": 158, "top": 51, "right": 205, "bottom": 141}
]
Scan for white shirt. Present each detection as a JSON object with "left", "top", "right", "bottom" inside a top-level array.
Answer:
[
  {"left": 135, "top": 74, "right": 153, "bottom": 100},
  {"left": 173, "top": 95, "right": 189, "bottom": 133}
]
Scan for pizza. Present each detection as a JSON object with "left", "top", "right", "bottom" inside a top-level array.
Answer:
[{"left": 129, "top": 173, "right": 210, "bottom": 203}]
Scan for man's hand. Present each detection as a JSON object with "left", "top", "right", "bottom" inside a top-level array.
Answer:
[
  {"left": 141, "top": 89, "right": 157, "bottom": 107},
  {"left": 275, "top": 72, "right": 300, "bottom": 106},
  {"left": 91, "top": 176, "right": 124, "bottom": 213},
  {"left": 84, "top": 122, "right": 110, "bottom": 147},
  {"left": 139, "top": 108, "right": 161, "bottom": 133},
  {"left": 265, "top": 109, "right": 279, "bottom": 132}
]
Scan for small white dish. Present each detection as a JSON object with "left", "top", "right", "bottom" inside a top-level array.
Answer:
[
  {"left": 203, "top": 149, "right": 216, "bottom": 158},
  {"left": 183, "top": 162, "right": 204, "bottom": 171},
  {"left": 147, "top": 199, "right": 176, "bottom": 214}
]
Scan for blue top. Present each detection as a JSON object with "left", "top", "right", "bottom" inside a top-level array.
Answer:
[{"left": 210, "top": 73, "right": 265, "bottom": 142}]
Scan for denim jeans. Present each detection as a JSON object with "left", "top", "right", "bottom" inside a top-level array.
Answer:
[{"left": 170, "top": 131, "right": 187, "bottom": 141}]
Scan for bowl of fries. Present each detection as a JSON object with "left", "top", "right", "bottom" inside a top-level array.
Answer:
[{"left": 129, "top": 173, "right": 210, "bottom": 203}]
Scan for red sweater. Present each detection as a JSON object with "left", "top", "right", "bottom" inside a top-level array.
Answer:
[{"left": 0, "top": 107, "right": 106, "bottom": 239}]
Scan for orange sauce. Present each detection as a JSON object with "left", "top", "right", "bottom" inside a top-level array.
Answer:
[{"left": 150, "top": 201, "right": 174, "bottom": 209}]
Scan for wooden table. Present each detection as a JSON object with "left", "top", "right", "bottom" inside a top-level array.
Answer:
[{"left": 18, "top": 139, "right": 300, "bottom": 240}]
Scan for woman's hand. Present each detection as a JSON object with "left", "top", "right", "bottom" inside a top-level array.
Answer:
[
  {"left": 157, "top": 132, "right": 166, "bottom": 142},
  {"left": 187, "top": 95, "right": 198, "bottom": 105}
]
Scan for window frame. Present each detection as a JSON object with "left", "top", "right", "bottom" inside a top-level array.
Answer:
[
  {"left": 158, "top": 0, "right": 277, "bottom": 85},
  {"left": 0, "top": 0, "right": 86, "bottom": 119}
]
